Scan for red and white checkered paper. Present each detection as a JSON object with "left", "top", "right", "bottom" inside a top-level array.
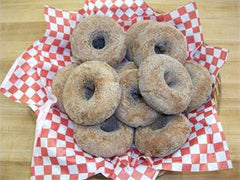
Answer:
[{"left": 0, "top": 0, "right": 232, "bottom": 179}]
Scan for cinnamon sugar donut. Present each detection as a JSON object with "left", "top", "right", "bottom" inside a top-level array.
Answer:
[
  {"left": 74, "top": 115, "right": 134, "bottom": 157},
  {"left": 126, "top": 20, "right": 157, "bottom": 61},
  {"left": 115, "top": 61, "right": 137, "bottom": 74},
  {"left": 52, "top": 64, "right": 78, "bottom": 112},
  {"left": 131, "top": 22, "right": 188, "bottom": 66},
  {"left": 184, "top": 61, "right": 212, "bottom": 112},
  {"left": 71, "top": 15, "right": 126, "bottom": 66},
  {"left": 139, "top": 54, "right": 193, "bottom": 114},
  {"left": 135, "top": 114, "right": 191, "bottom": 157},
  {"left": 116, "top": 69, "right": 160, "bottom": 127},
  {"left": 63, "top": 61, "right": 121, "bottom": 125}
]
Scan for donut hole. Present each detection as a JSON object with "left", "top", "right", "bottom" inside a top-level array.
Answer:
[
  {"left": 164, "top": 71, "right": 177, "bottom": 88},
  {"left": 84, "top": 81, "right": 95, "bottom": 100},
  {"left": 154, "top": 41, "right": 168, "bottom": 54},
  {"left": 130, "top": 86, "right": 143, "bottom": 101},
  {"left": 92, "top": 36, "right": 105, "bottom": 49},
  {"left": 91, "top": 31, "right": 107, "bottom": 50},
  {"left": 150, "top": 115, "right": 171, "bottom": 130},
  {"left": 100, "top": 116, "right": 119, "bottom": 132}
]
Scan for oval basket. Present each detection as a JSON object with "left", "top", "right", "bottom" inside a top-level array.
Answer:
[{"left": 29, "top": 8, "right": 222, "bottom": 179}]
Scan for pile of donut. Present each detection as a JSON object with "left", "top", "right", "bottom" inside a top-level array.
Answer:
[{"left": 52, "top": 16, "right": 212, "bottom": 158}]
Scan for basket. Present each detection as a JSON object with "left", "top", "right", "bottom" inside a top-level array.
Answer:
[
  {"left": 19, "top": 2, "right": 230, "bottom": 179},
  {"left": 29, "top": 8, "right": 222, "bottom": 176}
]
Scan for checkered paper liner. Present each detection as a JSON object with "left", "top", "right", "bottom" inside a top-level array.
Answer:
[{"left": 0, "top": 0, "right": 232, "bottom": 179}]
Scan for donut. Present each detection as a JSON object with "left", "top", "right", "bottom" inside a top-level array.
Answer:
[
  {"left": 71, "top": 15, "right": 126, "bottom": 66},
  {"left": 184, "top": 61, "right": 212, "bottom": 112},
  {"left": 130, "top": 22, "right": 188, "bottom": 66},
  {"left": 74, "top": 115, "right": 134, "bottom": 157},
  {"left": 115, "top": 61, "right": 137, "bottom": 74},
  {"left": 116, "top": 69, "right": 160, "bottom": 127},
  {"left": 139, "top": 54, "right": 193, "bottom": 114},
  {"left": 135, "top": 114, "right": 191, "bottom": 157},
  {"left": 52, "top": 64, "right": 78, "bottom": 112},
  {"left": 63, "top": 61, "right": 121, "bottom": 125},
  {"left": 126, "top": 20, "right": 157, "bottom": 61}
]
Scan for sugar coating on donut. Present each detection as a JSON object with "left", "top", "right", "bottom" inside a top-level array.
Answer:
[
  {"left": 115, "top": 69, "right": 160, "bottom": 127},
  {"left": 63, "top": 61, "right": 122, "bottom": 125},
  {"left": 71, "top": 15, "right": 127, "bottom": 66},
  {"left": 139, "top": 54, "right": 193, "bottom": 114},
  {"left": 115, "top": 61, "right": 137, "bottom": 74},
  {"left": 74, "top": 118, "right": 134, "bottom": 157},
  {"left": 126, "top": 20, "right": 157, "bottom": 61},
  {"left": 131, "top": 22, "right": 188, "bottom": 67},
  {"left": 135, "top": 114, "right": 191, "bottom": 157},
  {"left": 52, "top": 64, "right": 78, "bottom": 112},
  {"left": 184, "top": 61, "right": 212, "bottom": 112}
]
